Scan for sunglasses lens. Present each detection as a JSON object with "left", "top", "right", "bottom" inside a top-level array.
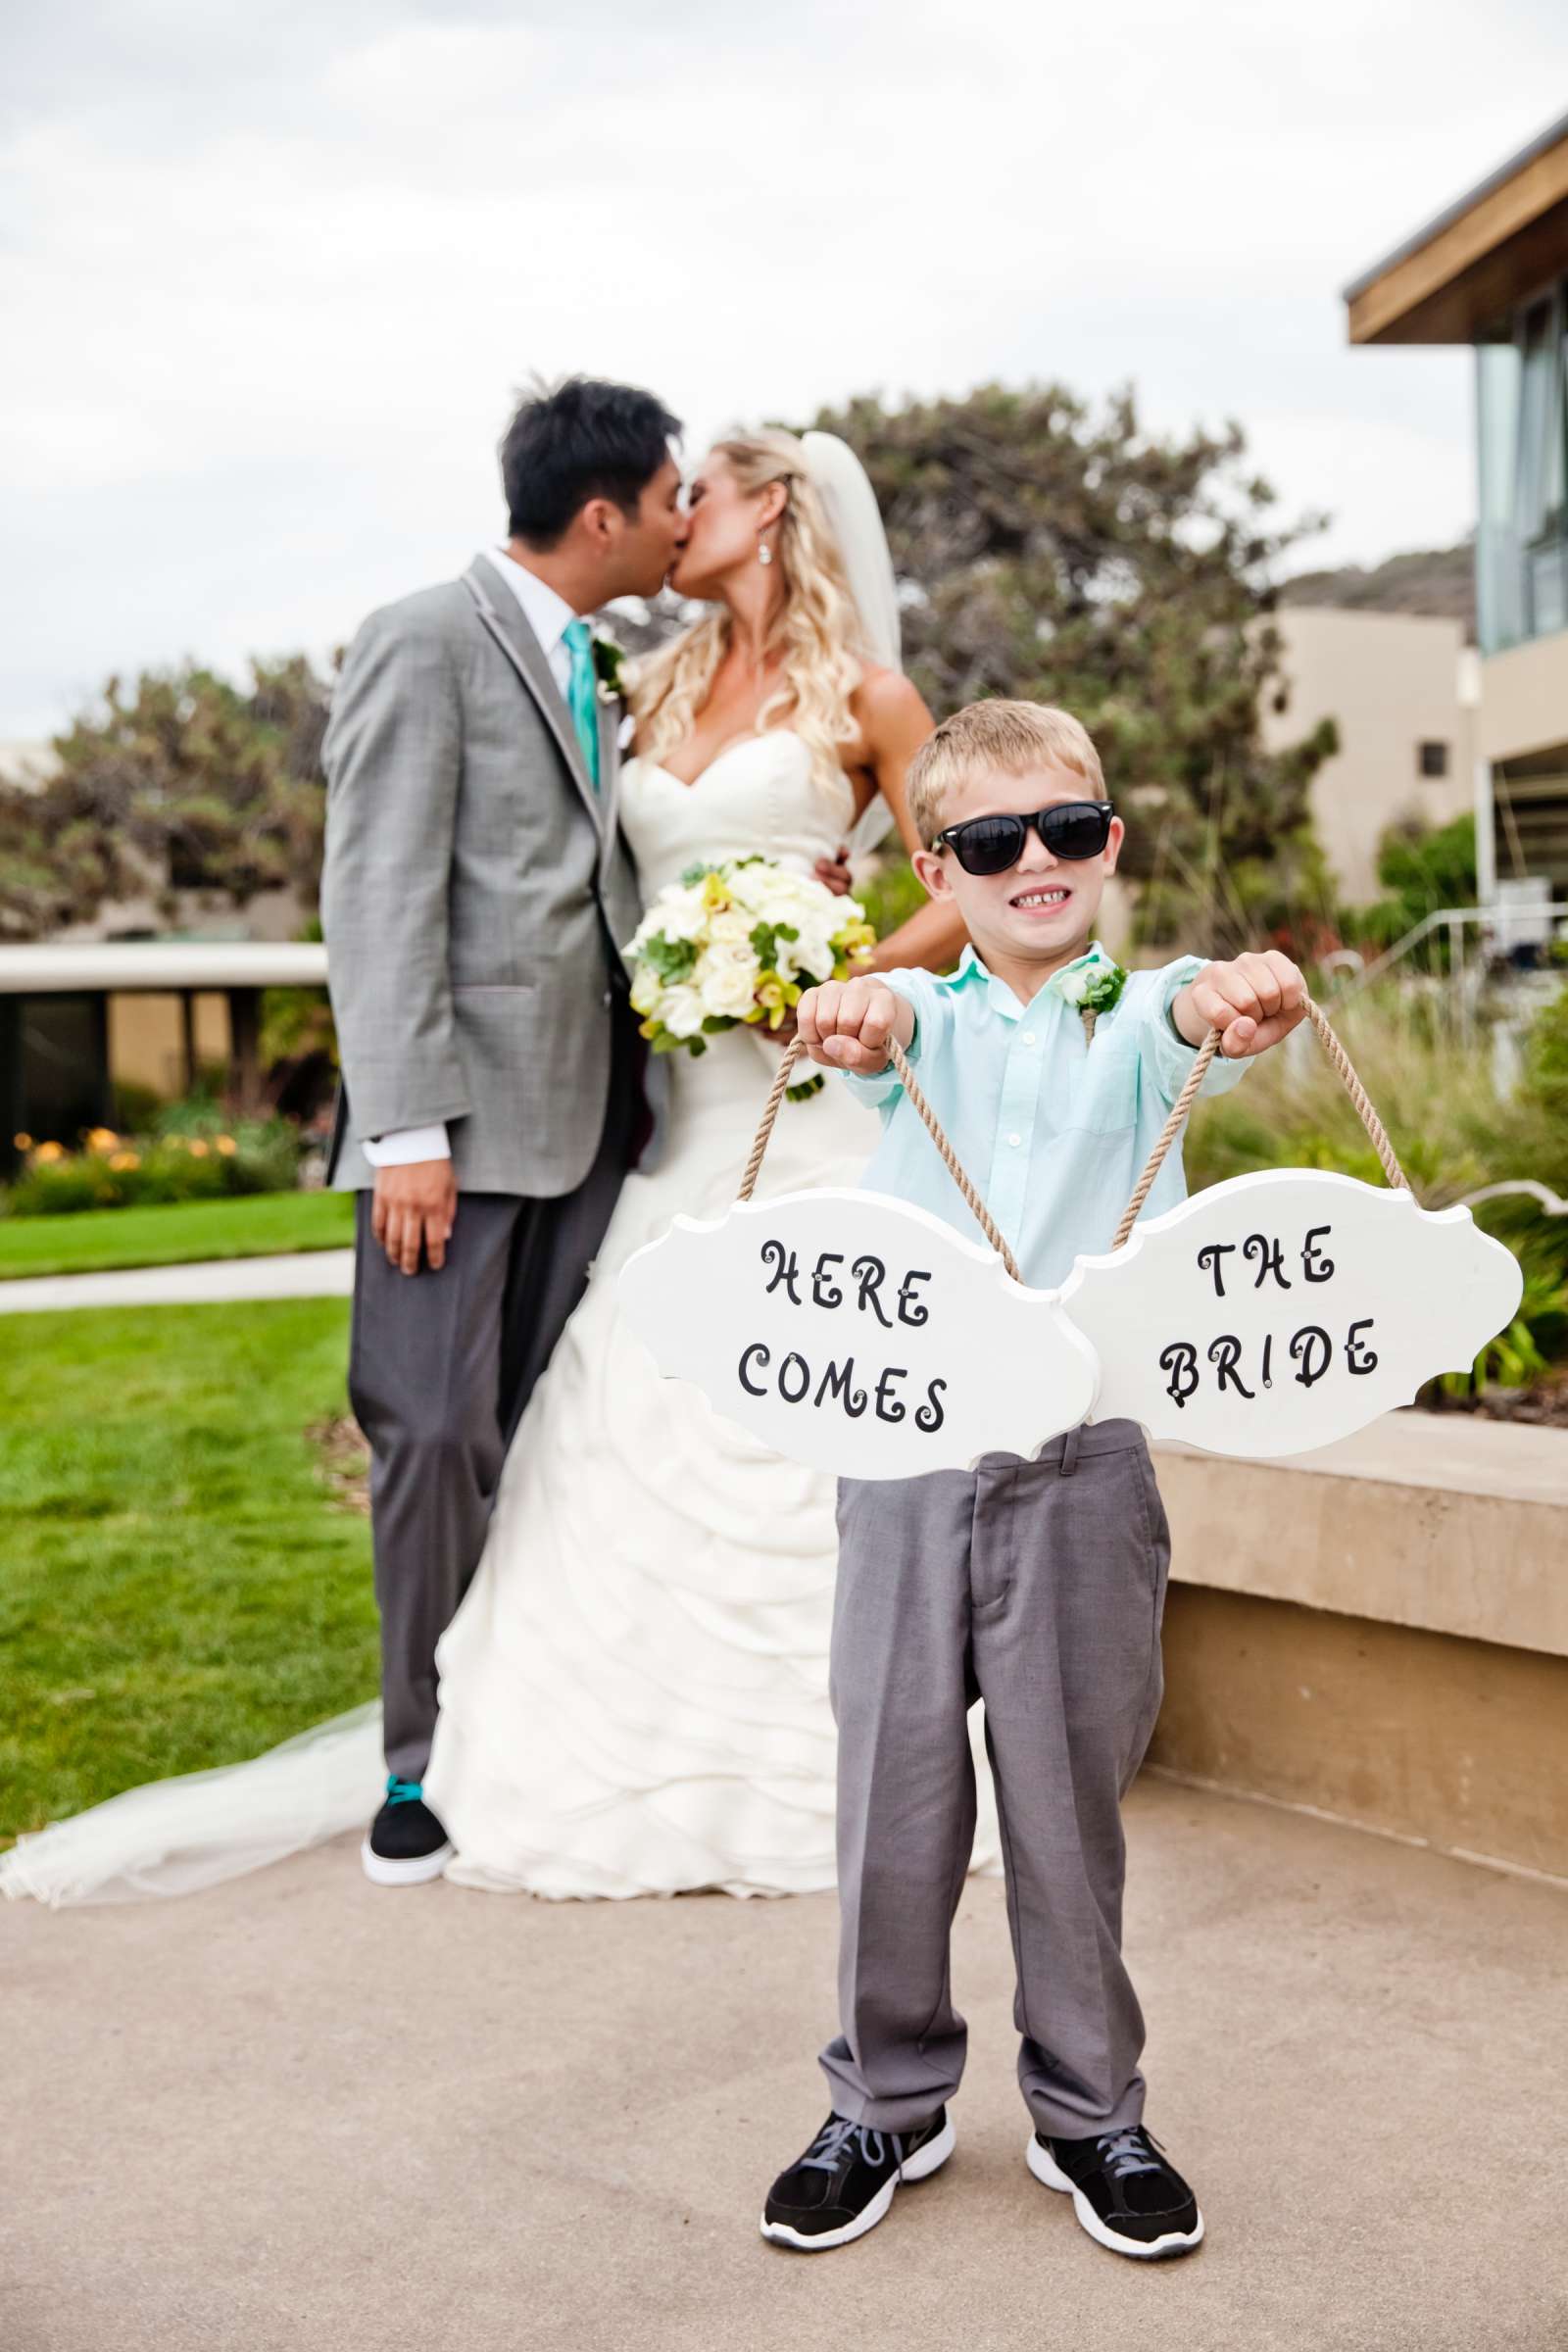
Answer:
[
  {"left": 952, "top": 815, "right": 1026, "bottom": 874},
  {"left": 1042, "top": 805, "right": 1111, "bottom": 859}
]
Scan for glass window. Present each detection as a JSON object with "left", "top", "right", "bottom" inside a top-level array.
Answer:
[
  {"left": 1418, "top": 740, "right": 1449, "bottom": 778},
  {"left": 1476, "top": 320, "right": 1524, "bottom": 654}
]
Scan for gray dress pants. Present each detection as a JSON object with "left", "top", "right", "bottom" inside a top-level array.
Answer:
[
  {"left": 820, "top": 1420, "right": 1171, "bottom": 2142},
  {"left": 348, "top": 1010, "right": 642, "bottom": 1783}
]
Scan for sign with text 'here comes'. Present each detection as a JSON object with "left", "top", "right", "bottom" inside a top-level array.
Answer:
[{"left": 617, "top": 1187, "right": 1099, "bottom": 1480}]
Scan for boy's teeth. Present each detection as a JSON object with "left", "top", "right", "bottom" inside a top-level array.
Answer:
[{"left": 1014, "top": 888, "right": 1068, "bottom": 907}]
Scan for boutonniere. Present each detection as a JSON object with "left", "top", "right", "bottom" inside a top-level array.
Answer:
[
  {"left": 593, "top": 630, "right": 628, "bottom": 705},
  {"left": 1048, "top": 947, "right": 1128, "bottom": 1044}
]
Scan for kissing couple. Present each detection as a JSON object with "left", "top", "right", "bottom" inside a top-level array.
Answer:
[{"left": 4, "top": 373, "right": 999, "bottom": 1904}]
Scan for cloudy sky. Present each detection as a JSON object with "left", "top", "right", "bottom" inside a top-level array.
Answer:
[{"left": 4, "top": 1, "right": 1565, "bottom": 738}]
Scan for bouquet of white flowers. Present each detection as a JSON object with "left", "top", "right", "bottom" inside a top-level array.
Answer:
[{"left": 624, "top": 857, "right": 877, "bottom": 1093}]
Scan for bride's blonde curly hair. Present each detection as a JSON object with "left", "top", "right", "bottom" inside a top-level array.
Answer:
[{"left": 627, "top": 429, "right": 870, "bottom": 797}]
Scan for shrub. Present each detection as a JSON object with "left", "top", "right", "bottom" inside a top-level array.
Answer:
[{"left": 3, "top": 1115, "right": 299, "bottom": 1216}]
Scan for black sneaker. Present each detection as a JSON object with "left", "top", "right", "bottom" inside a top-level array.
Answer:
[
  {"left": 1027, "top": 2123, "right": 1203, "bottom": 2259},
  {"left": 361, "top": 1776, "right": 453, "bottom": 1886},
  {"left": 760, "top": 2109, "right": 955, "bottom": 2251}
]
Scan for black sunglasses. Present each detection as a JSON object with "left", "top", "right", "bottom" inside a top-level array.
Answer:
[{"left": 930, "top": 800, "right": 1116, "bottom": 876}]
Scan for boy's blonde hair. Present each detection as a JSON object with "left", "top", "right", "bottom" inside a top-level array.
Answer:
[{"left": 906, "top": 700, "right": 1106, "bottom": 848}]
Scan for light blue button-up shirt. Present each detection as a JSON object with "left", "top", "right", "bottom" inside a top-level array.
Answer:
[{"left": 841, "top": 945, "right": 1249, "bottom": 1291}]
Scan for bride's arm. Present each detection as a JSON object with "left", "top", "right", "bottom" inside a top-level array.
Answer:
[{"left": 849, "top": 669, "right": 969, "bottom": 976}]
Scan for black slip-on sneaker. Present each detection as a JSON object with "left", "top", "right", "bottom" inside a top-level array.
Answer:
[
  {"left": 361, "top": 1777, "right": 453, "bottom": 1886},
  {"left": 760, "top": 2108, "right": 955, "bottom": 2251},
  {"left": 1028, "top": 2123, "right": 1203, "bottom": 2259}
]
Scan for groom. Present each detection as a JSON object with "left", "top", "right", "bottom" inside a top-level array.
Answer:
[{"left": 320, "top": 377, "right": 687, "bottom": 1885}]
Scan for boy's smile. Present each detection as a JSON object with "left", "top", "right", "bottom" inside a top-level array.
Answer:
[{"left": 912, "top": 761, "right": 1125, "bottom": 1002}]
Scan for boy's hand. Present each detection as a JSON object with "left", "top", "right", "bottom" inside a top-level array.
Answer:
[
  {"left": 797, "top": 977, "right": 912, "bottom": 1073},
  {"left": 1173, "top": 952, "right": 1307, "bottom": 1058}
]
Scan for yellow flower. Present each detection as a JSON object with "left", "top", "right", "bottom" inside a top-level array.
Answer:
[
  {"left": 85, "top": 1126, "right": 120, "bottom": 1152},
  {"left": 33, "top": 1142, "right": 65, "bottom": 1163},
  {"left": 700, "top": 871, "right": 731, "bottom": 912},
  {"left": 215, "top": 1136, "right": 238, "bottom": 1156},
  {"left": 187, "top": 1139, "right": 210, "bottom": 1158},
  {"left": 109, "top": 1151, "right": 141, "bottom": 1171},
  {"left": 14, "top": 1132, "right": 32, "bottom": 1151}
]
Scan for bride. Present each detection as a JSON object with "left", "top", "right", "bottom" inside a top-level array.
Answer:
[{"left": 0, "top": 428, "right": 999, "bottom": 1905}]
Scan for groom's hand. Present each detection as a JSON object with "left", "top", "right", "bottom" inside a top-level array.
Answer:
[{"left": 372, "top": 1161, "right": 459, "bottom": 1275}]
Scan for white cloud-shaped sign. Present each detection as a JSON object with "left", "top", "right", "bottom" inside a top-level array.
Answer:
[
  {"left": 617, "top": 1186, "right": 1098, "bottom": 1480},
  {"left": 1059, "top": 1168, "right": 1524, "bottom": 1458}
]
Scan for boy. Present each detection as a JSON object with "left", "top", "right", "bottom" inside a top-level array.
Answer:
[{"left": 761, "top": 700, "right": 1305, "bottom": 2260}]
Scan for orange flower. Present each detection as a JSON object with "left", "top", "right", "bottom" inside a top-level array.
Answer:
[
  {"left": 13, "top": 1132, "right": 32, "bottom": 1151},
  {"left": 109, "top": 1151, "right": 141, "bottom": 1171},
  {"left": 85, "top": 1127, "right": 120, "bottom": 1152},
  {"left": 215, "top": 1136, "right": 238, "bottom": 1156},
  {"left": 33, "top": 1142, "right": 65, "bottom": 1163},
  {"left": 187, "top": 1139, "right": 210, "bottom": 1157}
]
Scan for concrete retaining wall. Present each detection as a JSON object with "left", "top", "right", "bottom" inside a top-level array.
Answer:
[{"left": 1150, "top": 1412, "right": 1568, "bottom": 1878}]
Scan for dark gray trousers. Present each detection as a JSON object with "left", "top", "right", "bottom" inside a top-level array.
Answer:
[
  {"left": 348, "top": 1014, "right": 642, "bottom": 1783},
  {"left": 820, "top": 1421, "right": 1171, "bottom": 2141}
]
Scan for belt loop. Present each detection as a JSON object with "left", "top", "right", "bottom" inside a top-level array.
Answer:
[{"left": 1059, "top": 1423, "right": 1082, "bottom": 1478}]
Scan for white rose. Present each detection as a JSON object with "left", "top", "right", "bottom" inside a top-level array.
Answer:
[
  {"left": 661, "top": 984, "right": 707, "bottom": 1041},
  {"left": 629, "top": 966, "right": 662, "bottom": 1016},
  {"left": 707, "top": 906, "right": 755, "bottom": 949},
  {"left": 695, "top": 943, "right": 761, "bottom": 1020}
]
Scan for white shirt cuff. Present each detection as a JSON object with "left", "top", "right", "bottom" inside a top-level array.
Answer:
[{"left": 361, "top": 1123, "right": 451, "bottom": 1167}]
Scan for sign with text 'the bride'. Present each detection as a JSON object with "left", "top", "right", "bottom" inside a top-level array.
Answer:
[
  {"left": 617, "top": 1187, "right": 1099, "bottom": 1479},
  {"left": 1059, "top": 1168, "right": 1524, "bottom": 1459}
]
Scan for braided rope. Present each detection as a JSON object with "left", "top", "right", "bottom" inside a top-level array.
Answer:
[
  {"left": 737, "top": 1035, "right": 1023, "bottom": 1284},
  {"left": 1109, "top": 992, "right": 1409, "bottom": 1253}
]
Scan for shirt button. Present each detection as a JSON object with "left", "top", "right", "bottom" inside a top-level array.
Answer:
[
  {"left": 1007, "top": 1133, "right": 1022, "bottom": 1148},
  {"left": 1021, "top": 1031, "right": 1036, "bottom": 1046}
]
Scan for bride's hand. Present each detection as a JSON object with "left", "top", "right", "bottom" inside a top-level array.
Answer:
[{"left": 813, "top": 846, "right": 854, "bottom": 898}]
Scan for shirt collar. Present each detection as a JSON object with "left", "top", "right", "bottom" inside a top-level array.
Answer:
[
  {"left": 938, "top": 940, "right": 1113, "bottom": 1022},
  {"left": 485, "top": 547, "right": 581, "bottom": 660}
]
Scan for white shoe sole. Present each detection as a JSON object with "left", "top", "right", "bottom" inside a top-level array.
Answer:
[
  {"left": 760, "top": 2117, "right": 956, "bottom": 2252},
  {"left": 1026, "top": 2134, "right": 1204, "bottom": 2260},
  {"left": 360, "top": 1837, "right": 454, "bottom": 1886}
]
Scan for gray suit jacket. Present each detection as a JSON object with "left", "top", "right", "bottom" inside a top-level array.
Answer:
[{"left": 320, "top": 554, "right": 659, "bottom": 1197}]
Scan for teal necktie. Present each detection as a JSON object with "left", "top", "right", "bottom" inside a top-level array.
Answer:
[{"left": 562, "top": 618, "right": 601, "bottom": 792}]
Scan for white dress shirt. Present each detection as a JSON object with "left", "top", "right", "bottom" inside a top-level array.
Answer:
[{"left": 362, "top": 549, "right": 586, "bottom": 1170}]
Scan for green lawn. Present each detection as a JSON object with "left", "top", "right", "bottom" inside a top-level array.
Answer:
[
  {"left": 0, "top": 1190, "right": 354, "bottom": 1281},
  {"left": 0, "top": 1299, "right": 376, "bottom": 1845}
]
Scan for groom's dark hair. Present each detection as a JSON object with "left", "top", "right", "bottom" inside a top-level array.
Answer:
[{"left": 501, "top": 376, "right": 683, "bottom": 548}]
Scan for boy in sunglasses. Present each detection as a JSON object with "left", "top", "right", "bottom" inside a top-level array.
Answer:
[{"left": 761, "top": 699, "right": 1305, "bottom": 2261}]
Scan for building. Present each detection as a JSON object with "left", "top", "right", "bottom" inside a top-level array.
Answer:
[
  {"left": 1260, "top": 608, "right": 1478, "bottom": 906},
  {"left": 1345, "top": 111, "right": 1568, "bottom": 922}
]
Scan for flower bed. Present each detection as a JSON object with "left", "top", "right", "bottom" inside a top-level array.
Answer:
[{"left": 5, "top": 1110, "right": 299, "bottom": 1216}]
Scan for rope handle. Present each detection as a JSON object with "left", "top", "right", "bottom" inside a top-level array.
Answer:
[
  {"left": 1108, "top": 993, "right": 1409, "bottom": 1253},
  {"left": 737, "top": 1035, "right": 1023, "bottom": 1283}
]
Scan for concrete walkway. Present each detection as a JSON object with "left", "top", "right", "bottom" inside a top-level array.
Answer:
[
  {"left": 7, "top": 1776, "right": 1565, "bottom": 2352},
  {"left": 0, "top": 1249, "right": 354, "bottom": 1314}
]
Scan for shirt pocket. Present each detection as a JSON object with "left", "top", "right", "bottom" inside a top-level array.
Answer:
[{"left": 1069, "top": 1035, "right": 1142, "bottom": 1135}]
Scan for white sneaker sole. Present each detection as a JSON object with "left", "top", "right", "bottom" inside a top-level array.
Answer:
[
  {"left": 760, "top": 2117, "right": 956, "bottom": 2252},
  {"left": 1026, "top": 2134, "right": 1204, "bottom": 2260},
  {"left": 360, "top": 1838, "right": 454, "bottom": 1886}
]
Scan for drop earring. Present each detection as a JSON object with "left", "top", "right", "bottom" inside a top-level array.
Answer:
[{"left": 758, "top": 539, "right": 773, "bottom": 565}]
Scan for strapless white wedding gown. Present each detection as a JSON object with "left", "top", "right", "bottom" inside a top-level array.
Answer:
[
  {"left": 0, "top": 730, "right": 998, "bottom": 1907},
  {"left": 425, "top": 733, "right": 1000, "bottom": 1896}
]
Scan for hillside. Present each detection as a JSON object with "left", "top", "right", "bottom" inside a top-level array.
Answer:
[{"left": 1277, "top": 541, "right": 1475, "bottom": 637}]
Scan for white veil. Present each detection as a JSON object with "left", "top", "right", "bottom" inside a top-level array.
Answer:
[{"left": 798, "top": 430, "right": 902, "bottom": 860}]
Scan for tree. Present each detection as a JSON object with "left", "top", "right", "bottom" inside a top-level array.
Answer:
[
  {"left": 0, "top": 656, "right": 332, "bottom": 943},
  {"left": 811, "top": 383, "right": 1338, "bottom": 955}
]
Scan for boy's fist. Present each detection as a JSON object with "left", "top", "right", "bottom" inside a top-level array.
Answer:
[
  {"left": 1175, "top": 950, "right": 1307, "bottom": 1058},
  {"left": 796, "top": 977, "right": 906, "bottom": 1073}
]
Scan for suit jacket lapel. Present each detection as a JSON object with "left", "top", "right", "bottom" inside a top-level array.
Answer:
[
  {"left": 463, "top": 557, "right": 602, "bottom": 833},
  {"left": 596, "top": 688, "right": 625, "bottom": 877}
]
